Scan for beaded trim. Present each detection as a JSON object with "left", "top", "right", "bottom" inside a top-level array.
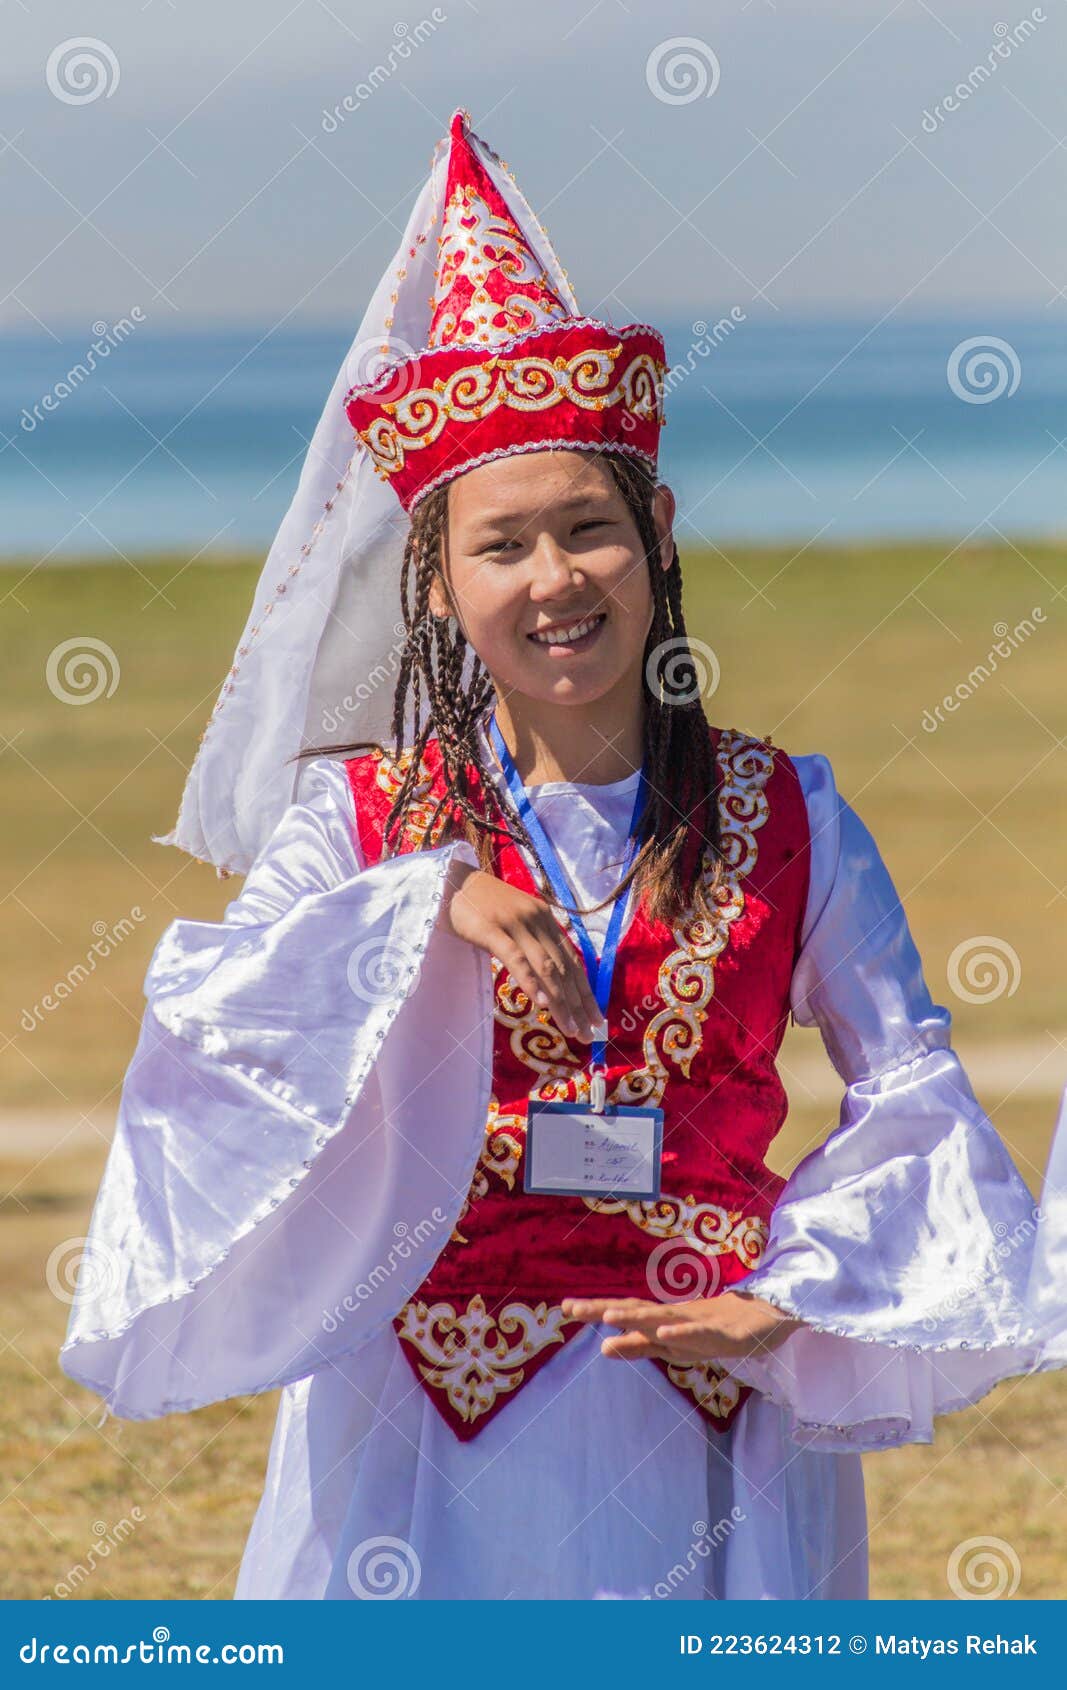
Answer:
[
  {"left": 732, "top": 1284, "right": 1029, "bottom": 1356},
  {"left": 160, "top": 451, "right": 360, "bottom": 879}
]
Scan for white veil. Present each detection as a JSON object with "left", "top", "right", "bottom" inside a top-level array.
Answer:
[{"left": 157, "top": 110, "right": 579, "bottom": 876}]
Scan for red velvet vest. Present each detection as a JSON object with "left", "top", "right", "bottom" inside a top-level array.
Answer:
[{"left": 345, "top": 725, "right": 811, "bottom": 1442}]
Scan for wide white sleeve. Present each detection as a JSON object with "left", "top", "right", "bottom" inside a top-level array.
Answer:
[
  {"left": 1024, "top": 1084, "right": 1067, "bottom": 1360},
  {"left": 58, "top": 757, "right": 492, "bottom": 1420},
  {"left": 729, "top": 752, "right": 1043, "bottom": 1451}
]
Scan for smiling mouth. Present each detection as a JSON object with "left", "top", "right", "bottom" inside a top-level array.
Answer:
[{"left": 527, "top": 612, "right": 607, "bottom": 650}]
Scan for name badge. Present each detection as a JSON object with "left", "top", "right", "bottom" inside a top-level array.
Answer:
[{"left": 524, "top": 1100, "right": 663, "bottom": 1200}]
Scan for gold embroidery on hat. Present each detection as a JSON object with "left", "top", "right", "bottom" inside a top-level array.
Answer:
[{"left": 358, "top": 346, "right": 665, "bottom": 477}]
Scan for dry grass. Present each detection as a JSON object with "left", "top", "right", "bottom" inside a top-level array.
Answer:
[{"left": 1, "top": 540, "right": 1065, "bottom": 1598}]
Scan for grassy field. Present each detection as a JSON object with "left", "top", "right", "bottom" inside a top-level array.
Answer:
[{"left": 1, "top": 539, "right": 1065, "bottom": 1599}]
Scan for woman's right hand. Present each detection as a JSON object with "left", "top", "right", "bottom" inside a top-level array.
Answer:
[{"left": 439, "top": 860, "right": 603, "bottom": 1044}]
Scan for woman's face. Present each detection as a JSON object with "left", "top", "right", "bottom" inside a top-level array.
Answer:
[{"left": 431, "top": 450, "right": 676, "bottom": 711}]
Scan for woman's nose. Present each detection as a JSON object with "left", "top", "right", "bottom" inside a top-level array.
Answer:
[{"left": 528, "top": 538, "right": 581, "bottom": 599}]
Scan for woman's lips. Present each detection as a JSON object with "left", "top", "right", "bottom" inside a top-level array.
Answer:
[{"left": 527, "top": 611, "right": 607, "bottom": 654}]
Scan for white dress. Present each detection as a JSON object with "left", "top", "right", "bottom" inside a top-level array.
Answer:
[
  {"left": 58, "top": 737, "right": 1045, "bottom": 1601},
  {"left": 1026, "top": 1086, "right": 1067, "bottom": 1363}
]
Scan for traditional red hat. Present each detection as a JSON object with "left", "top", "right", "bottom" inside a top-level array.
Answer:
[
  {"left": 344, "top": 109, "right": 668, "bottom": 512},
  {"left": 161, "top": 107, "right": 671, "bottom": 876}
]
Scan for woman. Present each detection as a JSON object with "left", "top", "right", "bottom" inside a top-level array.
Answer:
[{"left": 59, "top": 108, "right": 1044, "bottom": 1602}]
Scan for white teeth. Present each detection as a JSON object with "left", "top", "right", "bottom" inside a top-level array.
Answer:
[{"left": 531, "top": 615, "right": 602, "bottom": 646}]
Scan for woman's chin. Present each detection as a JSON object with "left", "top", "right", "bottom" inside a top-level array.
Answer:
[{"left": 511, "top": 667, "right": 623, "bottom": 709}]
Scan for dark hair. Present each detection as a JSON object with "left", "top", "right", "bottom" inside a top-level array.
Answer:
[{"left": 296, "top": 450, "right": 724, "bottom": 926}]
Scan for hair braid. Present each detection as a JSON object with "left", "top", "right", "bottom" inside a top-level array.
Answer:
[{"left": 296, "top": 450, "right": 725, "bottom": 924}]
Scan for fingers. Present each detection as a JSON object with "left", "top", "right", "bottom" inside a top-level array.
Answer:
[
  {"left": 653, "top": 1327, "right": 739, "bottom": 1363},
  {"left": 562, "top": 1297, "right": 665, "bottom": 1333},
  {"left": 492, "top": 937, "right": 553, "bottom": 1025},
  {"left": 563, "top": 1297, "right": 659, "bottom": 1318},
  {"left": 511, "top": 917, "right": 601, "bottom": 1042},
  {"left": 524, "top": 937, "right": 585, "bottom": 1039},
  {"left": 600, "top": 1331, "right": 671, "bottom": 1361},
  {"left": 451, "top": 875, "right": 604, "bottom": 1044},
  {"left": 563, "top": 1296, "right": 742, "bottom": 1363},
  {"left": 538, "top": 918, "right": 603, "bottom": 1035}
]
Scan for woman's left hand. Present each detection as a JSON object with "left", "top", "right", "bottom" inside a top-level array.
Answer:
[{"left": 560, "top": 1292, "right": 801, "bottom": 1365}]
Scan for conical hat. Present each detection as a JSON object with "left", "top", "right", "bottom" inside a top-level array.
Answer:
[
  {"left": 344, "top": 109, "right": 667, "bottom": 512},
  {"left": 157, "top": 107, "right": 667, "bottom": 875}
]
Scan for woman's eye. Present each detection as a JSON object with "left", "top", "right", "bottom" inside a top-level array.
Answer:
[{"left": 574, "top": 520, "right": 608, "bottom": 534}]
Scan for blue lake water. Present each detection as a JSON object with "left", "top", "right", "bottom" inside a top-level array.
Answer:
[{"left": 1, "top": 314, "right": 1064, "bottom": 559}]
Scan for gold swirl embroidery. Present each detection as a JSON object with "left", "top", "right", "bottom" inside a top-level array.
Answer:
[
  {"left": 491, "top": 957, "right": 584, "bottom": 1097},
  {"left": 360, "top": 346, "right": 665, "bottom": 477},
  {"left": 581, "top": 1194, "right": 768, "bottom": 1270},
  {"left": 664, "top": 1361, "right": 744, "bottom": 1422},
  {"left": 612, "top": 729, "right": 775, "bottom": 1111},
  {"left": 370, "top": 747, "right": 450, "bottom": 849},
  {"left": 396, "top": 1294, "right": 575, "bottom": 1426},
  {"left": 452, "top": 965, "right": 586, "bottom": 1233},
  {"left": 431, "top": 182, "right": 572, "bottom": 349},
  {"left": 452, "top": 1095, "right": 524, "bottom": 1243},
  {"left": 458, "top": 731, "right": 776, "bottom": 1252}
]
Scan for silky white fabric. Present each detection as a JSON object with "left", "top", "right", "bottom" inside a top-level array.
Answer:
[
  {"left": 235, "top": 1318, "right": 867, "bottom": 1601},
  {"left": 1024, "top": 1085, "right": 1067, "bottom": 1361},
  {"left": 730, "top": 753, "right": 1045, "bottom": 1449},
  {"left": 59, "top": 741, "right": 1043, "bottom": 1599}
]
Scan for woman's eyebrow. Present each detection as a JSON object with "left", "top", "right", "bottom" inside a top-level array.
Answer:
[{"left": 468, "top": 493, "right": 614, "bottom": 535}]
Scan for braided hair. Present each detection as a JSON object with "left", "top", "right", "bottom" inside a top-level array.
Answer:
[{"left": 297, "top": 451, "right": 724, "bottom": 927}]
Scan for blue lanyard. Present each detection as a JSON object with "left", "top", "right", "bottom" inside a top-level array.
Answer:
[{"left": 488, "top": 713, "right": 647, "bottom": 1093}]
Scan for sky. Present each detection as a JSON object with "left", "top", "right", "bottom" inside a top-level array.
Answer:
[{"left": 1, "top": 0, "right": 1065, "bottom": 337}]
